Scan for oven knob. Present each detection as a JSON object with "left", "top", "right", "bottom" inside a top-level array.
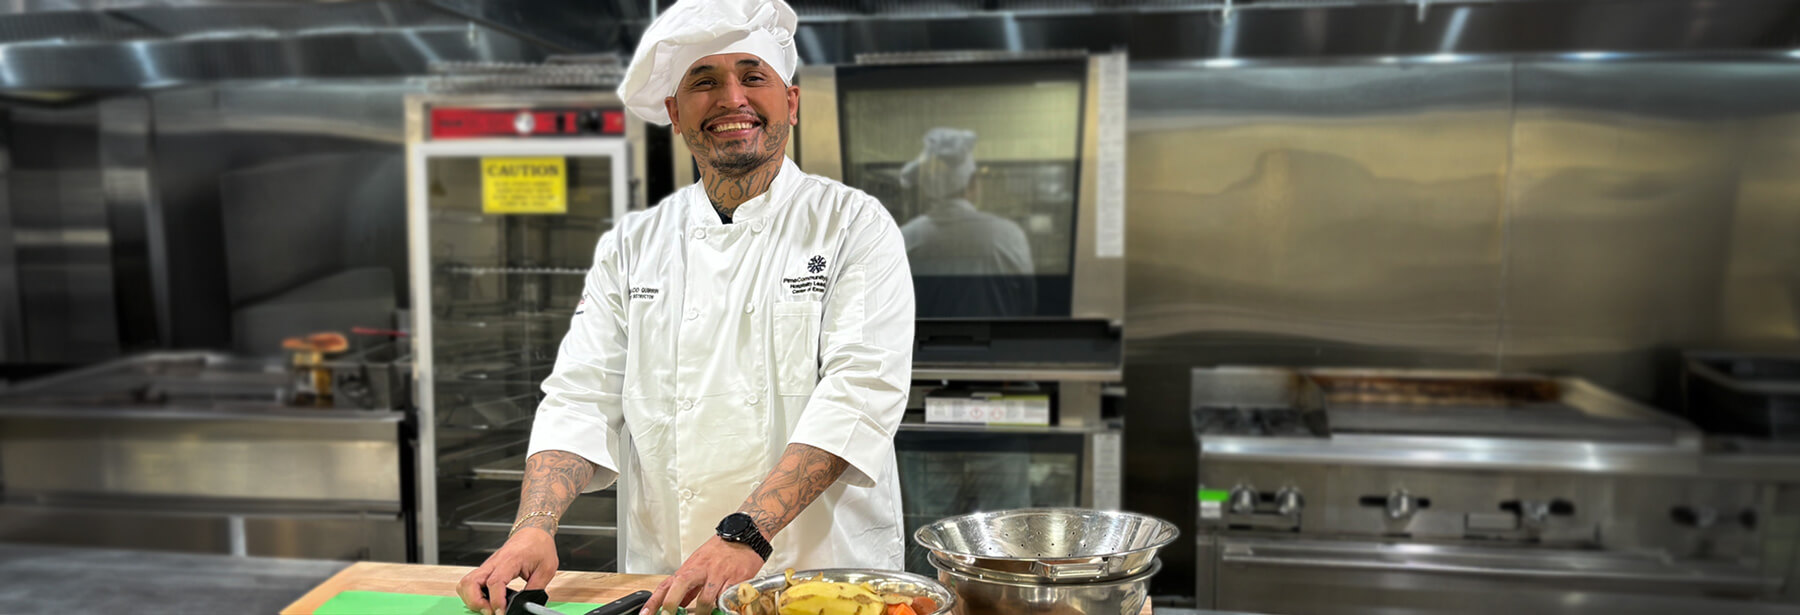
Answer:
[
  {"left": 1520, "top": 500, "right": 1551, "bottom": 528},
  {"left": 1387, "top": 490, "right": 1417, "bottom": 520},
  {"left": 1276, "top": 488, "right": 1304, "bottom": 517},
  {"left": 1229, "top": 486, "right": 1259, "bottom": 515}
]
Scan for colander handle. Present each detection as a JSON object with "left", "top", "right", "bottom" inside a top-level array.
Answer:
[{"left": 1029, "top": 560, "right": 1111, "bottom": 580}]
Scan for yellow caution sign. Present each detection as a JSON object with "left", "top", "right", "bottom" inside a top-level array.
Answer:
[{"left": 482, "top": 157, "right": 567, "bottom": 215}]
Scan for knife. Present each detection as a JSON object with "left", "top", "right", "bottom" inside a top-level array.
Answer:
[
  {"left": 578, "top": 590, "right": 652, "bottom": 615},
  {"left": 478, "top": 586, "right": 550, "bottom": 615}
]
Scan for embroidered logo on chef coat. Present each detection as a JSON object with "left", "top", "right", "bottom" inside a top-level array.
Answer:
[
  {"left": 574, "top": 293, "right": 588, "bottom": 315},
  {"left": 783, "top": 256, "right": 829, "bottom": 296},
  {"left": 629, "top": 286, "right": 661, "bottom": 301}
]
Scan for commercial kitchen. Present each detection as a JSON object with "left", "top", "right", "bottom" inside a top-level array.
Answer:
[{"left": 0, "top": 1, "right": 1798, "bottom": 614}]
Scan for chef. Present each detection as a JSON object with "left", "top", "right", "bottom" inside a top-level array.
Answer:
[{"left": 454, "top": 0, "right": 915, "bottom": 614}]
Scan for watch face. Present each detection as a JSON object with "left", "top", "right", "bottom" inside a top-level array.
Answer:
[{"left": 720, "top": 513, "right": 752, "bottom": 537}]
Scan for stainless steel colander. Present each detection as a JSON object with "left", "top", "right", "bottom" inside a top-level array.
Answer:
[{"left": 913, "top": 508, "right": 1179, "bottom": 583}]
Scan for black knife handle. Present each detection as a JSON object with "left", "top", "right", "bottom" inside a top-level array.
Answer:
[{"left": 584, "top": 590, "right": 652, "bottom": 615}]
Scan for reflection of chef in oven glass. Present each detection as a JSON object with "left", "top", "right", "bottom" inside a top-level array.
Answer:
[{"left": 898, "top": 128, "right": 1036, "bottom": 318}]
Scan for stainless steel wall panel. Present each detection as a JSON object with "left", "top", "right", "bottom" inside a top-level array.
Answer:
[
  {"left": 98, "top": 96, "right": 162, "bottom": 352},
  {"left": 1716, "top": 70, "right": 1800, "bottom": 345},
  {"left": 218, "top": 152, "right": 407, "bottom": 309},
  {"left": 1498, "top": 62, "right": 1800, "bottom": 399},
  {"left": 7, "top": 105, "right": 120, "bottom": 363},
  {"left": 148, "top": 82, "right": 418, "bottom": 350},
  {"left": 795, "top": 66, "right": 840, "bottom": 182},
  {"left": 0, "top": 113, "right": 18, "bottom": 364},
  {"left": 1126, "top": 63, "right": 1513, "bottom": 360}
]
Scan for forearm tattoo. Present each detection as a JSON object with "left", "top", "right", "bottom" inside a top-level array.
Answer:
[
  {"left": 739, "top": 443, "right": 850, "bottom": 539},
  {"left": 515, "top": 450, "right": 598, "bottom": 535}
]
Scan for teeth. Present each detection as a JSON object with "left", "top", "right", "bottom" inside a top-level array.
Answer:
[{"left": 710, "top": 122, "right": 753, "bottom": 133}]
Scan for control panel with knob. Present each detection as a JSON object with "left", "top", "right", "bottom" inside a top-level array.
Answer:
[
  {"left": 1230, "top": 486, "right": 1260, "bottom": 515},
  {"left": 1275, "top": 487, "right": 1304, "bottom": 517},
  {"left": 1387, "top": 490, "right": 1418, "bottom": 520}
]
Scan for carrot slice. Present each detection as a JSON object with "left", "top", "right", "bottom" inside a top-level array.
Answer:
[
  {"left": 886, "top": 605, "right": 917, "bottom": 615},
  {"left": 910, "top": 597, "right": 937, "bottom": 613}
]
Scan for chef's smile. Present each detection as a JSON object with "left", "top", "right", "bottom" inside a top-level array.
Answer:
[{"left": 703, "top": 113, "right": 763, "bottom": 143}]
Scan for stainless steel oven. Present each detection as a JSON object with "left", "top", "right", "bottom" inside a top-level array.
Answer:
[
  {"left": 1191, "top": 367, "right": 1799, "bottom": 614},
  {"left": 799, "top": 52, "right": 1131, "bottom": 577}
]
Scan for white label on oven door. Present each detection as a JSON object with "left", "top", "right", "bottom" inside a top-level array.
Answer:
[
  {"left": 925, "top": 396, "right": 1050, "bottom": 425},
  {"left": 1095, "top": 52, "right": 1127, "bottom": 259},
  {"left": 1092, "top": 431, "right": 1122, "bottom": 510}
]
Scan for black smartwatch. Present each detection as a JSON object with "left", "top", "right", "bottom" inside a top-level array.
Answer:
[{"left": 716, "top": 513, "right": 773, "bottom": 561}]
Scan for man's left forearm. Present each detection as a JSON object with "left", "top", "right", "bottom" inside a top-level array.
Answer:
[{"left": 738, "top": 442, "right": 850, "bottom": 539}]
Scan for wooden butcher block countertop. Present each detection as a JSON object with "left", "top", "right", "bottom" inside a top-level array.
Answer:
[{"left": 282, "top": 561, "right": 1154, "bottom": 614}]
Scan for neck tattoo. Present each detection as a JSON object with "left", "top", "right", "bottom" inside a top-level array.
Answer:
[
  {"left": 706, "top": 165, "right": 777, "bottom": 222},
  {"left": 682, "top": 115, "right": 790, "bottom": 219}
]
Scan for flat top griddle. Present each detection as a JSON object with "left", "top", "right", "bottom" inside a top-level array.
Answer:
[{"left": 1192, "top": 367, "right": 1697, "bottom": 445}]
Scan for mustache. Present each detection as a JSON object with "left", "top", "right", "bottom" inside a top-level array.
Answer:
[{"left": 702, "top": 107, "right": 767, "bottom": 128}]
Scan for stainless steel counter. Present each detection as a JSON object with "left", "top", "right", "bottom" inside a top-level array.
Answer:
[
  {"left": 0, "top": 543, "right": 350, "bottom": 614},
  {"left": 0, "top": 352, "right": 408, "bottom": 560}
]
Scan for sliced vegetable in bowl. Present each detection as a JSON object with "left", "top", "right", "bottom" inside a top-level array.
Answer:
[{"left": 718, "top": 568, "right": 954, "bottom": 615}]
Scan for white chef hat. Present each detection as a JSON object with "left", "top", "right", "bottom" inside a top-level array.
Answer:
[
  {"left": 616, "top": 0, "right": 800, "bottom": 126},
  {"left": 901, "top": 127, "right": 979, "bottom": 200}
]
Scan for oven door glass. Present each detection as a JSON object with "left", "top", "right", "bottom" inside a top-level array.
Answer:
[
  {"left": 896, "top": 428, "right": 1084, "bottom": 576},
  {"left": 420, "top": 145, "right": 625, "bottom": 570},
  {"left": 835, "top": 61, "right": 1086, "bottom": 318}
]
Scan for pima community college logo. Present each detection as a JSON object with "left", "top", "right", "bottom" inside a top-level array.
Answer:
[{"left": 785, "top": 256, "right": 830, "bottom": 295}]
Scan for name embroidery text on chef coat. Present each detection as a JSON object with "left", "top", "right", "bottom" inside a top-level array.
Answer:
[
  {"left": 629, "top": 286, "right": 661, "bottom": 301},
  {"left": 782, "top": 275, "right": 827, "bottom": 296}
]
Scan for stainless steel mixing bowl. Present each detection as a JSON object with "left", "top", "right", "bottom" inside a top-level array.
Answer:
[
  {"left": 913, "top": 508, "right": 1178, "bottom": 583},
  {"left": 716, "top": 568, "right": 957, "bottom": 615},
  {"left": 929, "top": 552, "right": 1161, "bottom": 615}
]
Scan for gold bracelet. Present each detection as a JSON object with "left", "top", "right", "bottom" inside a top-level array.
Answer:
[{"left": 511, "top": 511, "right": 560, "bottom": 536}]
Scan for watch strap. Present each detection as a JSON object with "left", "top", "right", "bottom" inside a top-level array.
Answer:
[{"left": 719, "top": 514, "right": 773, "bottom": 561}]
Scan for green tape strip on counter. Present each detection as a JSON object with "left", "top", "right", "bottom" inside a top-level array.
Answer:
[
  {"left": 314, "top": 591, "right": 602, "bottom": 615},
  {"left": 1197, "top": 488, "right": 1230, "bottom": 503}
]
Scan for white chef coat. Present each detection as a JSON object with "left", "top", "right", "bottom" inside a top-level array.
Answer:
[{"left": 528, "top": 157, "right": 915, "bottom": 575}]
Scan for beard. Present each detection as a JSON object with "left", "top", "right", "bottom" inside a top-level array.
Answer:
[{"left": 686, "top": 111, "right": 789, "bottom": 177}]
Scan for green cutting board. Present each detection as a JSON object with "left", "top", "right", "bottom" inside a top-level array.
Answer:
[
  {"left": 312, "top": 591, "right": 724, "bottom": 615},
  {"left": 313, "top": 591, "right": 604, "bottom": 615}
]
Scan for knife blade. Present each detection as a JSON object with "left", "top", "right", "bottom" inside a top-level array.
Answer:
[
  {"left": 522, "top": 602, "right": 563, "bottom": 615},
  {"left": 580, "top": 590, "right": 652, "bottom": 615}
]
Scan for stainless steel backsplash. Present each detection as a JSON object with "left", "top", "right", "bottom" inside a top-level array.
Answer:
[{"left": 1123, "top": 57, "right": 1800, "bottom": 599}]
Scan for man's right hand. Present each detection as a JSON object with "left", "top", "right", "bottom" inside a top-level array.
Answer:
[{"left": 457, "top": 527, "right": 559, "bottom": 615}]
